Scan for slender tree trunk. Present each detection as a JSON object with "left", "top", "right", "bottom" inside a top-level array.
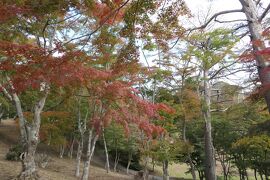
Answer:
[
  {"left": 59, "top": 145, "right": 65, "bottom": 159},
  {"left": 259, "top": 172, "right": 264, "bottom": 180},
  {"left": 113, "top": 151, "right": 120, "bottom": 172},
  {"left": 223, "top": 167, "right": 228, "bottom": 180},
  {"left": 198, "top": 170, "right": 205, "bottom": 180},
  {"left": 183, "top": 119, "right": 197, "bottom": 180},
  {"left": 81, "top": 129, "right": 98, "bottom": 180},
  {"left": 152, "top": 158, "right": 155, "bottom": 172},
  {"left": 219, "top": 153, "right": 230, "bottom": 180},
  {"left": 246, "top": 169, "right": 249, "bottom": 180},
  {"left": 143, "top": 156, "right": 149, "bottom": 180},
  {"left": 239, "top": 168, "right": 243, "bottom": 180},
  {"left": 239, "top": 0, "right": 270, "bottom": 113},
  {"left": 254, "top": 169, "right": 258, "bottom": 180},
  {"left": 75, "top": 138, "right": 83, "bottom": 177},
  {"left": 126, "top": 152, "right": 132, "bottom": 174},
  {"left": 68, "top": 138, "right": 75, "bottom": 159},
  {"left": 162, "top": 160, "right": 169, "bottom": 180},
  {"left": 103, "top": 130, "right": 110, "bottom": 173},
  {"left": 75, "top": 97, "right": 87, "bottom": 177},
  {"left": 47, "top": 133, "right": 51, "bottom": 146},
  {"left": 82, "top": 130, "right": 92, "bottom": 180},
  {"left": 203, "top": 69, "right": 216, "bottom": 180},
  {"left": 188, "top": 155, "right": 197, "bottom": 180}
]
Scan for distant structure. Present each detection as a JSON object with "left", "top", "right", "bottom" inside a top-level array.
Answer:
[{"left": 211, "top": 81, "right": 248, "bottom": 108}]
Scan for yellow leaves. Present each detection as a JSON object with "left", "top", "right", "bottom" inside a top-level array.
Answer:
[{"left": 232, "top": 134, "right": 270, "bottom": 153}]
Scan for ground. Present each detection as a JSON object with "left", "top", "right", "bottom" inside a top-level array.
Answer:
[{"left": 0, "top": 119, "right": 134, "bottom": 180}]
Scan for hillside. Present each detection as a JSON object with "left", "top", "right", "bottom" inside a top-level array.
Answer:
[{"left": 0, "top": 119, "right": 134, "bottom": 180}]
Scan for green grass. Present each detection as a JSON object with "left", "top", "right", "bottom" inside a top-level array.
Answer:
[
  {"left": 148, "top": 162, "right": 195, "bottom": 179},
  {"left": 148, "top": 162, "right": 257, "bottom": 180}
]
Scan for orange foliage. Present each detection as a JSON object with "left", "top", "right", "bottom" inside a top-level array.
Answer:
[{"left": 91, "top": 1, "right": 125, "bottom": 25}]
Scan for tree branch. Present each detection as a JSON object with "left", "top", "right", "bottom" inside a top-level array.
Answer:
[
  {"left": 259, "top": 2, "right": 270, "bottom": 22},
  {"left": 188, "top": 9, "right": 243, "bottom": 31},
  {"left": 0, "top": 83, "right": 12, "bottom": 102},
  {"left": 209, "top": 61, "right": 239, "bottom": 80},
  {"left": 214, "top": 18, "right": 247, "bottom": 24},
  {"left": 63, "top": 0, "right": 130, "bottom": 46}
]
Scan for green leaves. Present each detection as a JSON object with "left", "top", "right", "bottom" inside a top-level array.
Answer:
[
  {"left": 189, "top": 28, "right": 239, "bottom": 70},
  {"left": 150, "top": 137, "right": 192, "bottom": 162}
]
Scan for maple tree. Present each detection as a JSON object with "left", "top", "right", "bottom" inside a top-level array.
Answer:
[{"left": 0, "top": 1, "right": 179, "bottom": 179}]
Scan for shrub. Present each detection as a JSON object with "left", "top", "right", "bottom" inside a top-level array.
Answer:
[{"left": 5, "top": 144, "right": 23, "bottom": 161}]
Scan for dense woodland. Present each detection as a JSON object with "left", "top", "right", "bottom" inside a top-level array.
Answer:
[{"left": 0, "top": 0, "right": 269, "bottom": 180}]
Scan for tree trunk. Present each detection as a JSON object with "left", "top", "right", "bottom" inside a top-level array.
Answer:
[
  {"left": 126, "top": 153, "right": 132, "bottom": 174},
  {"left": 113, "top": 151, "right": 120, "bottom": 172},
  {"left": 18, "top": 128, "right": 39, "bottom": 179},
  {"left": 203, "top": 69, "right": 216, "bottom": 180},
  {"left": 59, "top": 145, "right": 65, "bottom": 158},
  {"left": 143, "top": 156, "right": 149, "bottom": 180},
  {"left": 68, "top": 138, "right": 75, "bottom": 159},
  {"left": 254, "top": 169, "right": 258, "bottom": 180},
  {"left": 12, "top": 93, "right": 27, "bottom": 144},
  {"left": 162, "top": 160, "right": 169, "bottom": 180},
  {"left": 239, "top": 0, "right": 270, "bottom": 113},
  {"left": 259, "top": 172, "right": 264, "bottom": 180},
  {"left": 246, "top": 169, "right": 249, "bottom": 180},
  {"left": 198, "top": 170, "right": 203, "bottom": 180},
  {"left": 75, "top": 97, "right": 87, "bottom": 177},
  {"left": 47, "top": 133, "right": 51, "bottom": 146},
  {"left": 152, "top": 159, "right": 155, "bottom": 172},
  {"left": 188, "top": 155, "right": 197, "bottom": 180},
  {"left": 82, "top": 130, "right": 93, "bottom": 180},
  {"left": 81, "top": 129, "right": 98, "bottom": 180},
  {"left": 75, "top": 138, "right": 83, "bottom": 177},
  {"left": 103, "top": 129, "right": 110, "bottom": 173},
  {"left": 219, "top": 153, "right": 230, "bottom": 180},
  {"left": 18, "top": 91, "right": 48, "bottom": 179},
  {"left": 183, "top": 119, "right": 197, "bottom": 180}
]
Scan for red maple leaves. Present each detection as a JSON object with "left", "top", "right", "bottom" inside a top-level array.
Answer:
[
  {"left": 0, "top": 4, "right": 31, "bottom": 22},
  {"left": 0, "top": 0, "right": 171, "bottom": 139},
  {"left": 91, "top": 1, "right": 125, "bottom": 25}
]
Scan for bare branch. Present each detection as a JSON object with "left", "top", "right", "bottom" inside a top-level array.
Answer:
[
  {"left": 210, "top": 107, "right": 229, "bottom": 112},
  {"left": 0, "top": 83, "right": 12, "bottom": 102},
  {"left": 42, "top": 19, "right": 50, "bottom": 49},
  {"left": 141, "top": 49, "right": 150, "bottom": 69},
  {"left": 238, "top": 31, "right": 249, "bottom": 39},
  {"left": 209, "top": 61, "right": 239, "bottom": 80},
  {"left": 259, "top": 2, "right": 270, "bottom": 22},
  {"left": 188, "top": 9, "right": 243, "bottom": 31},
  {"left": 233, "top": 24, "right": 248, "bottom": 32},
  {"left": 214, "top": 18, "right": 247, "bottom": 24}
]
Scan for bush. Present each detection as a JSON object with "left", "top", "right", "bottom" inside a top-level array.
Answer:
[{"left": 6, "top": 144, "right": 23, "bottom": 161}]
